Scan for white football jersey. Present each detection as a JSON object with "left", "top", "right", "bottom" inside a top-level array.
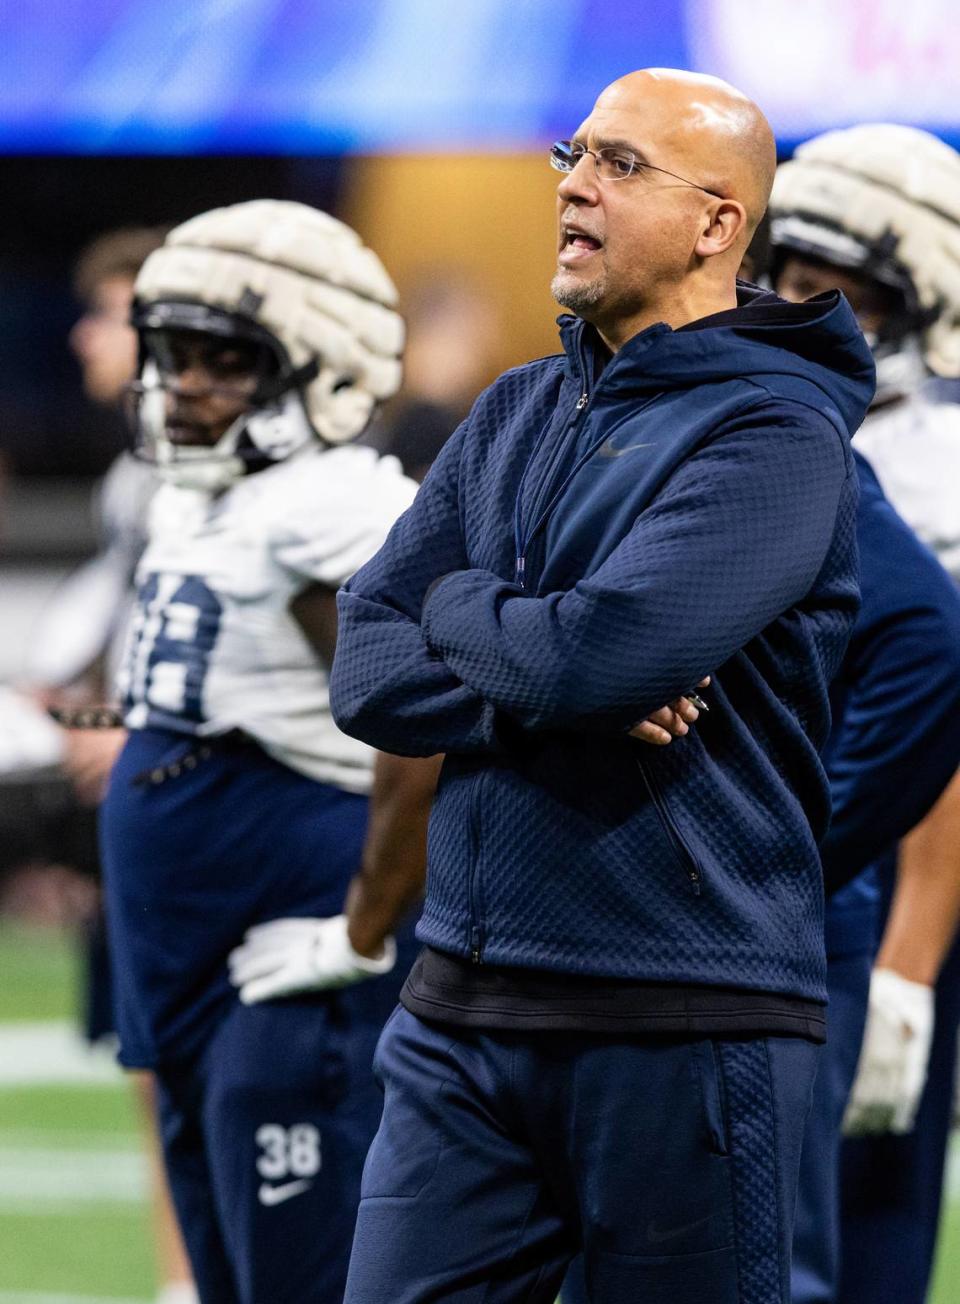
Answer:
[
  {"left": 857, "top": 390, "right": 960, "bottom": 582},
  {"left": 117, "top": 445, "right": 417, "bottom": 792}
]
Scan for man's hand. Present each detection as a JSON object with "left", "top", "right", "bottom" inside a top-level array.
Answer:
[
  {"left": 227, "top": 916, "right": 397, "bottom": 1004},
  {"left": 629, "top": 678, "right": 711, "bottom": 746},
  {"left": 843, "top": 967, "right": 935, "bottom": 1136}
]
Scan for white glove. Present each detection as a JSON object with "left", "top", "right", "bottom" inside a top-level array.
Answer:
[
  {"left": 842, "top": 967, "right": 934, "bottom": 1136},
  {"left": 228, "top": 915, "right": 397, "bottom": 1004}
]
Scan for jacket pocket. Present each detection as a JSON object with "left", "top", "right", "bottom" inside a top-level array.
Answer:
[
  {"left": 637, "top": 757, "right": 705, "bottom": 895},
  {"left": 365, "top": 1009, "right": 444, "bottom": 1199}
]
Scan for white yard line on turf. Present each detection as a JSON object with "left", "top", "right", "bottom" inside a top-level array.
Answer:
[
  {"left": 0, "top": 1146, "right": 146, "bottom": 1206},
  {"left": 0, "top": 1295, "right": 149, "bottom": 1304},
  {"left": 948, "top": 1135, "right": 960, "bottom": 1202},
  {"left": 0, "top": 1022, "right": 122, "bottom": 1086},
  {"left": 0, "top": 1127, "right": 139, "bottom": 1149}
]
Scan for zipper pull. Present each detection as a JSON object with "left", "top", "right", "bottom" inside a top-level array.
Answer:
[
  {"left": 515, "top": 555, "right": 526, "bottom": 588},
  {"left": 470, "top": 926, "right": 482, "bottom": 964},
  {"left": 575, "top": 391, "right": 588, "bottom": 411}
]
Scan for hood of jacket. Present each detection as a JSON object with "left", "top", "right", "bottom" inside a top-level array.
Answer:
[{"left": 559, "top": 281, "right": 876, "bottom": 437}]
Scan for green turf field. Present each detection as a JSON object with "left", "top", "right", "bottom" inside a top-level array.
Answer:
[
  {"left": 0, "top": 922, "right": 155, "bottom": 1301},
  {"left": 0, "top": 918, "right": 958, "bottom": 1302}
]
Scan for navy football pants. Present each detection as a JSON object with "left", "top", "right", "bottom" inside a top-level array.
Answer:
[
  {"left": 155, "top": 991, "right": 386, "bottom": 1304},
  {"left": 790, "top": 949, "right": 872, "bottom": 1304},
  {"left": 345, "top": 1007, "right": 820, "bottom": 1304}
]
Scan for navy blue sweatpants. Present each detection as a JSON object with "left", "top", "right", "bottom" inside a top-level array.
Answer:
[{"left": 345, "top": 1007, "right": 820, "bottom": 1304}]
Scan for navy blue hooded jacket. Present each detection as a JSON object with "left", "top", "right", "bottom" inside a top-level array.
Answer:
[{"left": 331, "top": 286, "right": 875, "bottom": 1001}]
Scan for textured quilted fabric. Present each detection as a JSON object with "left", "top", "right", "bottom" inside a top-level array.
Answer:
[
  {"left": 331, "top": 286, "right": 876, "bottom": 1000},
  {"left": 720, "top": 1039, "right": 782, "bottom": 1304}
]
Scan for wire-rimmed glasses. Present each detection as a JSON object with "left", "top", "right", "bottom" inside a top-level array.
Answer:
[{"left": 549, "top": 140, "right": 723, "bottom": 198}]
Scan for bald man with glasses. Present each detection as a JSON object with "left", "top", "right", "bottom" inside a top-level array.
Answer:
[{"left": 321, "top": 68, "right": 877, "bottom": 1303}]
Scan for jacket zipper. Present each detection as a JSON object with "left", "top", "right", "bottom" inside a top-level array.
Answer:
[
  {"left": 467, "top": 773, "right": 485, "bottom": 961},
  {"left": 513, "top": 337, "right": 665, "bottom": 591},
  {"left": 514, "top": 337, "right": 592, "bottom": 590},
  {"left": 637, "top": 757, "right": 704, "bottom": 895}
]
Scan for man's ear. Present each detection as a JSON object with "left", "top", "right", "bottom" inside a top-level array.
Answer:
[{"left": 695, "top": 200, "right": 747, "bottom": 259}]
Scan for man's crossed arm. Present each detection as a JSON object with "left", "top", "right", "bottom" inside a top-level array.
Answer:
[{"left": 330, "top": 403, "right": 849, "bottom": 752}]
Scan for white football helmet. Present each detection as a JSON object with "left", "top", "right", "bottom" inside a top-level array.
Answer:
[
  {"left": 770, "top": 124, "right": 960, "bottom": 378},
  {"left": 130, "top": 200, "right": 404, "bottom": 490}
]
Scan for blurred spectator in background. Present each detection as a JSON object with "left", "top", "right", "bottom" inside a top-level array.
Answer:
[
  {"left": 0, "top": 230, "right": 167, "bottom": 906},
  {"left": 23, "top": 227, "right": 164, "bottom": 891},
  {"left": 767, "top": 124, "right": 960, "bottom": 1304},
  {"left": 70, "top": 229, "right": 164, "bottom": 404},
  {"left": 15, "top": 224, "right": 198, "bottom": 1304},
  {"left": 370, "top": 271, "right": 498, "bottom": 481},
  {"left": 32, "top": 227, "right": 167, "bottom": 714}
]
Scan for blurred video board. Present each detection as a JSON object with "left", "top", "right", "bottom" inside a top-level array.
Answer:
[{"left": 1, "top": 0, "right": 956, "bottom": 152}]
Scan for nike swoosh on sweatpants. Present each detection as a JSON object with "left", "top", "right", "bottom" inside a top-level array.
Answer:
[
  {"left": 646, "top": 1211, "right": 714, "bottom": 1244},
  {"left": 258, "top": 1178, "right": 314, "bottom": 1206}
]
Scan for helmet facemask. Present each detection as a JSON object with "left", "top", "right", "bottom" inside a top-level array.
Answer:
[
  {"left": 128, "top": 304, "right": 320, "bottom": 491},
  {"left": 768, "top": 220, "right": 935, "bottom": 405}
]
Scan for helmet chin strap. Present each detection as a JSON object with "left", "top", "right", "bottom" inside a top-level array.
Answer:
[
  {"left": 253, "top": 356, "right": 320, "bottom": 405},
  {"left": 869, "top": 335, "right": 929, "bottom": 409},
  {"left": 153, "top": 415, "right": 248, "bottom": 492},
  {"left": 244, "top": 390, "right": 316, "bottom": 461},
  {"left": 148, "top": 390, "right": 317, "bottom": 492}
]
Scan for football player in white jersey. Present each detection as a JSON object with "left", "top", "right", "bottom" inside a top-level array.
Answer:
[
  {"left": 768, "top": 125, "right": 960, "bottom": 1304},
  {"left": 98, "top": 200, "right": 433, "bottom": 1303}
]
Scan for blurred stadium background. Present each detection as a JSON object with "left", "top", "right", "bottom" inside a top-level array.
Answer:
[{"left": 2, "top": 0, "right": 960, "bottom": 1298}]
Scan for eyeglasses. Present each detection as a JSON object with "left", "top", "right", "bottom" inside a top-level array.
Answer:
[{"left": 549, "top": 140, "right": 724, "bottom": 198}]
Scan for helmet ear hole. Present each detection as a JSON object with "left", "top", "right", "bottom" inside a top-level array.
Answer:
[{"left": 331, "top": 374, "right": 356, "bottom": 394}]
